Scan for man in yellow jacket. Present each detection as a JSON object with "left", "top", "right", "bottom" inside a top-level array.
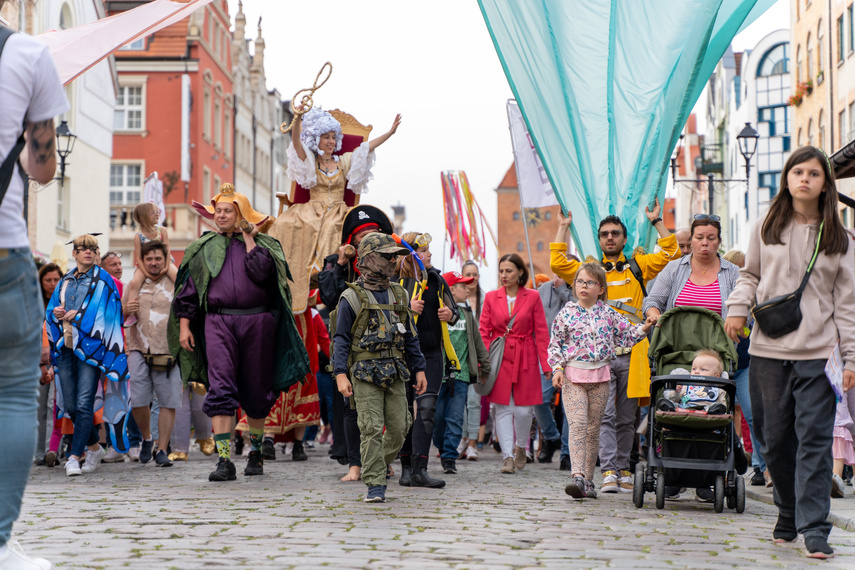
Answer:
[{"left": 550, "top": 198, "right": 680, "bottom": 494}]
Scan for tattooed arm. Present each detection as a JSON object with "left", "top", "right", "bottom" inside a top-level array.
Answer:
[{"left": 20, "top": 119, "right": 58, "bottom": 184}]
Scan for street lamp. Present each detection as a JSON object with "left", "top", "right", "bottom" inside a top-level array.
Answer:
[
  {"left": 670, "top": 134, "right": 685, "bottom": 184},
  {"left": 55, "top": 120, "right": 77, "bottom": 185},
  {"left": 736, "top": 122, "right": 760, "bottom": 181}
]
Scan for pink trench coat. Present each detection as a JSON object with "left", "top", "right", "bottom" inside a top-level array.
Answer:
[{"left": 479, "top": 287, "right": 551, "bottom": 406}]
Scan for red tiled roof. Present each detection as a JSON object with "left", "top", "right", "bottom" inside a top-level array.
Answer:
[
  {"left": 498, "top": 163, "right": 517, "bottom": 188},
  {"left": 115, "top": 19, "right": 189, "bottom": 58}
]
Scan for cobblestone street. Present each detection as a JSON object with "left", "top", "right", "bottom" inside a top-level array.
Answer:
[{"left": 13, "top": 444, "right": 855, "bottom": 569}]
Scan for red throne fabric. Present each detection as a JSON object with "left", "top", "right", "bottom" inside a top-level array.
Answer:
[{"left": 291, "top": 133, "right": 365, "bottom": 207}]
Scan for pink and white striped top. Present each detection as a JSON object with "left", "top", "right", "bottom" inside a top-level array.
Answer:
[{"left": 674, "top": 279, "right": 722, "bottom": 315}]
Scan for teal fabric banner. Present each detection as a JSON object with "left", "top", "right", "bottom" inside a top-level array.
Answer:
[{"left": 479, "top": 0, "right": 776, "bottom": 257}]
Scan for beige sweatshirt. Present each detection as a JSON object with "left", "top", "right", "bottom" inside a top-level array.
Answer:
[{"left": 725, "top": 218, "right": 855, "bottom": 372}]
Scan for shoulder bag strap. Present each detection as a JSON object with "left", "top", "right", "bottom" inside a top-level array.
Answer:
[
  {"left": 795, "top": 221, "right": 824, "bottom": 295},
  {"left": 0, "top": 26, "right": 27, "bottom": 209},
  {"left": 627, "top": 258, "right": 648, "bottom": 298}
]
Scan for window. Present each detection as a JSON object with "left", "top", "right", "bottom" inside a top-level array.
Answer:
[
  {"left": 797, "top": 128, "right": 803, "bottom": 147},
  {"left": 213, "top": 175, "right": 221, "bottom": 200},
  {"left": 59, "top": 3, "right": 72, "bottom": 29},
  {"left": 760, "top": 172, "right": 780, "bottom": 199},
  {"left": 818, "top": 20, "right": 824, "bottom": 78},
  {"left": 544, "top": 211, "right": 552, "bottom": 221},
  {"left": 757, "top": 43, "right": 790, "bottom": 76},
  {"left": 850, "top": 101, "right": 855, "bottom": 141},
  {"left": 796, "top": 45, "right": 803, "bottom": 83},
  {"left": 109, "top": 164, "right": 142, "bottom": 205},
  {"left": 757, "top": 106, "right": 790, "bottom": 137},
  {"left": 839, "top": 16, "right": 846, "bottom": 62},
  {"left": 808, "top": 119, "right": 814, "bottom": 147},
  {"left": 807, "top": 33, "right": 814, "bottom": 80},
  {"left": 513, "top": 211, "right": 520, "bottom": 221},
  {"left": 537, "top": 242, "right": 544, "bottom": 251},
  {"left": 224, "top": 109, "right": 231, "bottom": 159},
  {"left": 819, "top": 110, "right": 826, "bottom": 150},
  {"left": 849, "top": 5, "right": 854, "bottom": 53},
  {"left": 203, "top": 88, "right": 211, "bottom": 139},
  {"left": 120, "top": 37, "right": 144, "bottom": 51},
  {"left": 517, "top": 242, "right": 524, "bottom": 252},
  {"left": 841, "top": 111, "right": 847, "bottom": 148},
  {"left": 57, "top": 181, "right": 69, "bottom": 230},
  {"left": 203, "top": 167, "right": 211, "bottom": 203},
  {"left": 214, "top": 98, "right": 221, "bottom": 149},
  {"left": 114, "top": 85, "right": 143, "bottom": 130}
]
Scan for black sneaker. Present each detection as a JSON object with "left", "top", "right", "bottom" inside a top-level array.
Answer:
[
  {"left": 365, "top": 485, "right": 386, "bottom": 503},
  {"left": 707, "top": 402, "right": 727, "bottom": 415},
  {"left": 559, "top": 456, "right": 572, "bottom": 471},
  {"left": 537, "top": 438, "right": 562, "bottom": 463},
  {"left": 773, "top": 514, "right": 797, "bottom": 543},
  {"left": 233, "top": 436, "right": 244, "bottom": 456},
  {"left": 261, "top": 439, "right": 276, "bottom": 461},
  {"left": 695, "top": 487, "right": 715, "bottom": 503},
  {"left": 244, "top": 450, "right": 264, "bottom": 476},
  {"left": 565, "top": 475, "right": 586, "bottom": 499},
  {"left": 804, "top": 535, "right": 834, "bottom": 559},
  {"left": 664, "top": 486, "right": 681, "bottom": 500},
  {"left": 154, "top": 450, "right": 173, "bottom": 467},
  {"left": 441, "top": 459, "right": 457, "bottom": 474},
  {"left": 750, "top": 467, "right": 765, "bottom": 486},
  {"left": 208, "top": 458, "right": 237, "bottom": 482},
  {"left": 292, "top": 441, "right": 308, "bottom": 461},
  {"left": 140, "top": 439, "right": 154, "bottom": 464}
]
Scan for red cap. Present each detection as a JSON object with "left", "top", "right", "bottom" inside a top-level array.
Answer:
[{"left": 443, "top": 271, "right": 475, "bottom": 287}]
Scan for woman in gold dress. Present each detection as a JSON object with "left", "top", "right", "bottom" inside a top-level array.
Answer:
[{"left": 269, "top": 107, "right": 401, "bottom": 314}]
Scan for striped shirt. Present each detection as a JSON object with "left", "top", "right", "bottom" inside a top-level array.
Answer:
[{"left": 674, "top": 279, "right": 722, "bottom": 315}]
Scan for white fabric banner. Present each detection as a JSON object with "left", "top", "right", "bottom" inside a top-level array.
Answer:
[
  {"left": 143, "top": 172, "right": 166, "bottom": 225},
  {"left": 507, "top": 100, "right": 558, "bottom": 209}
]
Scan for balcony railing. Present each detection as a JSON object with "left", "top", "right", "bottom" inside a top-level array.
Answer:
[
  {"left": 109, "top": 203, "right": 211, "bottom": 250},
  {"left": 700, "top": 143, "right": 724, "bottom": 174}
]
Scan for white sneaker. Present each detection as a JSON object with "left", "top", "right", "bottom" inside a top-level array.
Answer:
[
  {"left": 127, "top": 446, "right": 141, "bottom": 462},
  {"left": 0, "top": 540, "right": 52, "bottom": 569},
  {"left": 601, "top": 470, "right": 620, "bottom": 493},
  {"left": 65, "top": 457, "right": 82, "bottom": 477},
  {"left": 81, "top": 446, "right": 106, "bottom": 473},
  {"left": 101, "top": 447, "right": 126, "bottom": 463},
  {"left": 465, "top": 446, "right": 478, "bottom": 461},
  {"left": 619, "top": 470, "right": 634, "bottom": 494}
]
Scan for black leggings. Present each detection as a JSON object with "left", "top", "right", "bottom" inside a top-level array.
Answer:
[{"left": 400, "top": 347, "right": 444, "bottom": 461}]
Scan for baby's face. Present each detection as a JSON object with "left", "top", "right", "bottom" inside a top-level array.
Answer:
[{"left": 691, "top": 355, "right": 722, "bottom": 377}]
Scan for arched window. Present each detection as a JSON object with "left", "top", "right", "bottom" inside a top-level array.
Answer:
[
  {"left": 808, "top": 119, "right": 814, "bottom": 147},
  {"left": 517, "top": 242, "right": 524, "bottom": 252},
  {"left": 796, "top": 45, "right": 802, "bottom": 83},
  {"left": 806, "top": 33, "right": 814, "bottom": 82},
  {"left": 513, "top": 211, "right": 520, "bottom": 221},
  {"left": 797, "top": 128, "right": 803, "bottom": 147},
  {"left": 59, "top": 2, "right": 73, "bottom": 29},
  {"left": 817, "top": 20, "right": 824, "bottom": 80},
  {"left": 757, "top": 43, "right": 790, "bottom": 76},
  {"left": 537, "top": 242, "right": 544, "bottom": 251}
]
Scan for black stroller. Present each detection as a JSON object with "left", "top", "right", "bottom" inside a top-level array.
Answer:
[{"left": 632, "top": 306, "right": 745, "bottom": 513}]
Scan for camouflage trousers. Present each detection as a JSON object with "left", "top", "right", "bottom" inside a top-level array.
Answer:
[{"left": 352, "top": 377, "right": 412, "bottom": 487}]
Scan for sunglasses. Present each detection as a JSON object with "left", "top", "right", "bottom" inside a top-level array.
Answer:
[
  {"left": 74, "top": 246, "right": 98, "bottom": 253},
  {"left": 377, "top": 251, "right": 398, "bottom": 261},
  {"left": 693, "top": 214, "right": 721, "bottom": 222},
  {"left": 102, "top": 251, "right": 122, "bottom": 259},
  {"left": 598, "top": 230, "right": 624, "bottom": 238}
]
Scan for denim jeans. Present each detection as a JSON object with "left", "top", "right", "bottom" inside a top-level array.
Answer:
[
  {"left": 732, "top": 366, "right": 766, "bottom": 472},
  {"left": 56, "top": 347, "right": 101, "bottom": 458},
  {"left": 316, "top": 371, "right": 335, "bottom": 427},
  {"left": 533, "top": 373, "right": 561, "bottom": 442},
  {"left": 432, "top": 378, "right": 469, "bottom": 459},
  {"left": 0, "top": 248, "right": 42, "bottom": 546}
]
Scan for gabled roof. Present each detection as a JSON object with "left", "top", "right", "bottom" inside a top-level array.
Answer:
[{"left": 498, "top": 163, "right": 517, "bottom": 189}]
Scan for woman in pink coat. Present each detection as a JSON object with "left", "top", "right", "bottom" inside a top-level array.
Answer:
[{"left": 480, "top": 253, "right": 551, "bottom": 474}]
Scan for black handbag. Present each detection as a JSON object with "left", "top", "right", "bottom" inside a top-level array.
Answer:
[{"left": 752, "top": 222, "right": 823, "bottom": 339}]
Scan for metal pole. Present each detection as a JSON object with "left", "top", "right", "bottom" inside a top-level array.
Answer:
[
  {"left": 707, "top": 173, "right": 715, "bottom": 215},
  {"left": 506, "top": 100, "right": 538, "bottom": 281}
]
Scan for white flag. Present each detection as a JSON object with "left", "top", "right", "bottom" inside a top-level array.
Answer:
[
  {"left": 143, "top": 172, "right": 165, "bottom": 225},
  {"left": 507, "top": 100, "right": 559, "bottom": 209}
]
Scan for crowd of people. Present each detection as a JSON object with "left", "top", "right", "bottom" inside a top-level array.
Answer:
[{"left": 2, "top": 21, "right": 855, "bottom": 568}]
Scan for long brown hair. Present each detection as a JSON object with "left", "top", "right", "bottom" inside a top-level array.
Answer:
[
  {"left": 132, "top": 202, "right": 158, "bottom": 236},
  {"left": 762, "top": 146, "right": 848, "bottom": 254}
]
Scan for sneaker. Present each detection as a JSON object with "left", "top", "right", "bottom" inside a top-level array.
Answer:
[
  {"left": 457, "top": 439, "right": 468, "bottom": 459},
  {"left": 81, "top": 446, "right": 106, "bottom": 473},
  {"left": 664, "top": 486, "right": 681, "bottom": 500},
  {"left": 601, "top": 470, "right": 620, "bottom": 493},
  {"left": 773, "top": 514, "right": 797, "bottom": 543},
  {"left": 750, "top": 467, "right": 765, "bottom": 486},
  {"left": 244, "top": 450, "right": 264, "bottom": 476},
  {"left": 618, "top": 470, "right": 633, "bottom": 493},
  {"left": 559, "top": 456, "right": 572, "bottom": 471},
  {"left": 804, "top": 535, "right": 834, "bottom": 559},
  {"left": 208, "top": 458, "right": 237, "bottom": 482},
  {"left": 442, "top": 459, "right": 457, "bottom": 474},
  {"left": 707, "top": 402, "right": 727, "bottom": 415},
  {"left": 123, "top": 314, "right": 138, "bottom": 328},
  {"left": 832, "top": 473, "right": 846, "bottom": 498},
  {"left": 65, "top": 457, "right": 82, "bottom": 477},
  {"left": 500, "top": 457, "right": 515, "bottom": 474},
  {"left": 764, "top": 470, "right": 773, "bottom": 488},
  {"left": 514, "top": 446, "right": 527, "bottom": 470},
  {"left": 465, "top": 446, "right": 478, "bottom": 461},
  {"left": 565, "top": 475, "right": 587, "bottom": 499},
  {"left": 127, "top": 446, "right": 141, "bottom": 462},
  {"left": 695, "top": 487, "right": 715, "bottom": 503},
  {"left": 261, "top": 439, "right": 276, "bottom": 461},
  {"left": 154, "top": 450, "right": 173, "bottom": 467},
  {"left": 139, "top": 439, "right": 154, "bottom": 464},
  {"left": 365, "top": 485, "right": 386, "bottom": 503},
  {"left": 101, "top": 447, "right": 126, "bottom": 463},
  {"left": 0, "top": 539, "right": 52, "bottom": 569},
  {"left": 585, "top": 479, "right": 598, "bottom": 499},
  {"left": 537, "top": 438, "right": 562, "bottom": 463},
  {"left": 44, "top": 451, "right": 58, "bottom": 468},
  {"left": 305, "top": 441, "right": 315, "bottom": 450},
  {"left": 292, "top": 441, "right": 308, "bottom": 461}
]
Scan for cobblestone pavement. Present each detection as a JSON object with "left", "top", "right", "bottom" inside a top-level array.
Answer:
[{"left": 13, "top": 443, "right": 855, "bottom": 569}]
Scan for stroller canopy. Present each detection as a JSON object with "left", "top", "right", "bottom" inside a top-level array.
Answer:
[{"left": 648, "top": 306, "right": 738, "bottom": 376}]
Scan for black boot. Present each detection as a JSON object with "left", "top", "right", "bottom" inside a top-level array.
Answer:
[
  {"left": 292, "top": 440, "right": 308, "bottom": 461},
  {"left": 399, "top": 456, "right": 413, "bottom": 486},
  {"left": 208, "top": 458, "right": 237, "bottom": 482},
  {"left": 244, "top": 450, "right": 264, "bottom": 476},
  {"left": 261, "top": 439, "right": 276, "bottom": 461},
  {"left": 233, "top": 436, "right": 244, "bottom": 456},
  {"left": 410, "top": 456, "right": 446, "bottom": 489},
  {"left": 537, "top": 438, "right": 562, "bottom": 463},
  {"left": 559, "top": 455, "right": 572, "bottom": 471}
]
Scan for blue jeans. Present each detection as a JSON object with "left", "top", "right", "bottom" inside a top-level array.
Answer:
[
  {"left": 732, "top": 366, "right": 766, "bottom": 472},
  {"left": 56, "top": 347, "right": 101, "bottom": 458},
  {"left": 432, "top": 378, "right": 469, "bottom": 459},
  {"left": 0, "top": 249, "right": 42, "bottom": 546},
  {"left": 317, "top": 371, "right": 335, "bottom": 427},
  {"left": 533, "top": 373, "right": 561, "bottom": 442}
]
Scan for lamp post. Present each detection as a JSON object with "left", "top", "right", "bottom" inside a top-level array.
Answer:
[
  {"left": 55, "top": 120, "right": 77, "bottom": 188},
  {"left": 736, "top": 122, "right": 760, "bottom": 182},
  {"left": 670, "top": 134, "right": 685, "bottom": 184}
]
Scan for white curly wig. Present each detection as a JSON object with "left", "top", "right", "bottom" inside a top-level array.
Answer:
[{"left": 300, "top": 108, "right": 343, "bottom": 156}]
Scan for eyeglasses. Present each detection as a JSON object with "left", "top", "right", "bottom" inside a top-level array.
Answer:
[
  {"left": 575, "top": 279, "right": 600, "bottom": 289},
  {"left": 693, "top": 214, "right": 721, "bottom": 222},
  {"left": 74, "top": 246, "right": 97, "bottom": 253},
  {"left": 598, "top": 230, "right": 623, "bottom": 238}
]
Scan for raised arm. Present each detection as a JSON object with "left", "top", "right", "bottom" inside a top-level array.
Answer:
[
  {"left": 292, "top": 112, "right": 306, "bottom": 161},
  {"left": 554, "top": 210, "right": 572, "bottom": 245},
  {"left": 368, "top": 114, "right": 402, "bottom": 153},
  {"left": 645, "top": 197, "right": 670, "bottom": 239}
]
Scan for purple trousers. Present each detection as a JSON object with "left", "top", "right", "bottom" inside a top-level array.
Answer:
[{"left": 203, "top": 312, "right": 277, "bottom": 419}]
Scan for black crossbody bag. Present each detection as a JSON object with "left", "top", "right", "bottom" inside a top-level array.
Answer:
[{"left": 752, "top": 221, "right": 823, "bottom": 339}]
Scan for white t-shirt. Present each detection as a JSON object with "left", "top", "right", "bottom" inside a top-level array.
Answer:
[{"left": 0, "top": 31, "right": 68, "bottom": 248}]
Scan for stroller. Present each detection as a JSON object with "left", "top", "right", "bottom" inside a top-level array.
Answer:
[{"left": 632, "top": 306, "right": 745, "bottom": 513}]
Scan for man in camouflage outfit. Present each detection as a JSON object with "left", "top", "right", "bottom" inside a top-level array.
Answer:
[{"left": 333, "top": 233, "right": 427, "bottom": 503}]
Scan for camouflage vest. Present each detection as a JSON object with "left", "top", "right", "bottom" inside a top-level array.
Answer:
[{"left": 333, "top": 282, "right": 415, "bottom": 389}]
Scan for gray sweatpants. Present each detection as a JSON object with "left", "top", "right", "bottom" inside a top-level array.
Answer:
[{"left": 598, "top": 354, "right": 636, "bottom": 473}]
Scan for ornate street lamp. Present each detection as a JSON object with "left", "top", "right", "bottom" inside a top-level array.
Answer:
[
  {"left": 55, "top": 120, "right": 77, "bottom": 185},
  {"left": 736, "top": 122, "right": 760, "bottom": 181},
  {"left": 670, "top": 133, "right": 684, "bottom": 184}
]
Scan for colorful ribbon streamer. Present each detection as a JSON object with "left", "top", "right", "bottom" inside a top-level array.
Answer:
[{"left": 440, "top": 171, "right": 496, "bottom": 265}]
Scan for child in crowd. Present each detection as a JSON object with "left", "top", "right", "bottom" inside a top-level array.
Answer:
[
  {"left": 124, "top": 202, "right": 177, "bottom": 326},
  {"left": 657, "top": 349, "right": 728, "bottom": 415},
  {"left": 832, "top": 389, "right": 855, "bottom": 498},
  {"left": 548, "top": 262, "right": 657, "bottom": 499}
]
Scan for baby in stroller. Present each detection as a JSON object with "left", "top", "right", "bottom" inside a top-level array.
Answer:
[{"left": 656, "top": 349, "right": 728, "bottom": 416}]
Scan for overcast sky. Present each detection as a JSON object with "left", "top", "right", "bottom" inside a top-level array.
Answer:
[{"left": 227, "top": 0, "right": 788, "bottom": 291}]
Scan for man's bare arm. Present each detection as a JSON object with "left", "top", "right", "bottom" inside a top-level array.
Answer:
[{"left": 21, "top": 119, "right": 57, "bottom": 184}]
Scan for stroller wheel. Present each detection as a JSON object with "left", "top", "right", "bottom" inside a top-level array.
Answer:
[
  {"left": 726, "top": 474, "right": 736, "bottom": 510},
  {"left": 735, "top": 475, "right": 746, "bottom": 513},
  {"left": 714, "top": 475, "right": 725, "bottom": 513},
  {"left": 655, "top": 470, "right": 665, "bottom": 509},
  {"left": 633, "top": 466, "right": 645, "bottom": 508}
]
